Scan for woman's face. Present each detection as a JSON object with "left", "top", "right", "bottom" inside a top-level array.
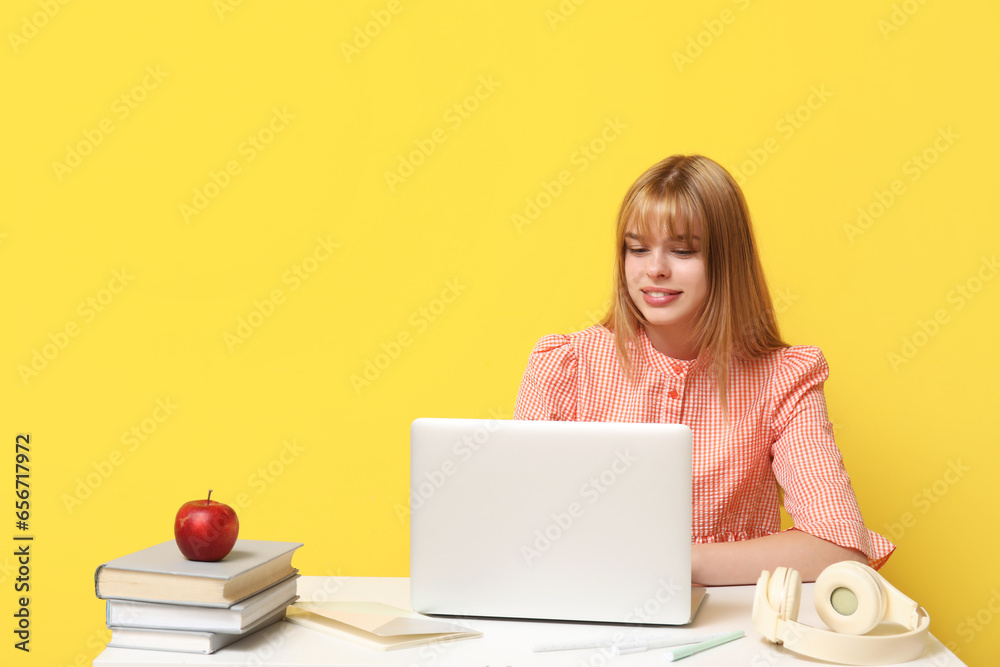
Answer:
[{"left": 623, "top": 219, "right": 708, "bottom": 358}]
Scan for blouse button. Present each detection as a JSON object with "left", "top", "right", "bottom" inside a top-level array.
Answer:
[{"left": 668, "top": 389, "right": 679, "bottom": 399}]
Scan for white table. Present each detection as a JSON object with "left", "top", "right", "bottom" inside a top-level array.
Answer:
[{"left": 94, "top": 576, "right": 965, "bottom": 666}]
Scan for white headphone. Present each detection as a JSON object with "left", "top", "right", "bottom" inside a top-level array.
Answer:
[{"left": 752, "top": 561, "right": 930, "bottom": 665}]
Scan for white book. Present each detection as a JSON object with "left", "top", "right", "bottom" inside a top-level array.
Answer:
[
  {"left": 107, "top": 606, "right": 286, "bottom": 654},
  {"left": 106, "top": 576, "right": 298, "bottom": 632},
  {"left": 95, "top": 539, "right": 302, "bottom": 607}
]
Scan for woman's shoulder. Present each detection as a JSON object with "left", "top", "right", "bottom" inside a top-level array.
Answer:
[
  {"left": 749, "top": 344, "right": 830, "bottom": 390},
  {"left": 529, "top": 325, "right": 614, "bottom": 355},
  {"left": 771, "top": 344, "right": 827, "bottom": 368},
  {"left": 526, "top": 325, "right": 616, "bottom": 374},
  {"left": 516, "top": 328, "right": 614, "bottom": 420}
]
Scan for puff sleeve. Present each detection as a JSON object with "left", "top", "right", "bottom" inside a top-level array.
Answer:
[
  {"left": 768, "top": 347, "right": 895, "bottom": 569},
  {"left": 514, "top": 335, "right": 579, "bottom": 421}
]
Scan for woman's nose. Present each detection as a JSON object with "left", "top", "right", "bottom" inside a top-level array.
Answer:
[{"left": 647, "top": 253, "right": 670, "bottom": 278}]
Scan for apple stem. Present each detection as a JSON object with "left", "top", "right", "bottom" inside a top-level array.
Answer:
[{"left": 207, "top": 489, "right": 213, "bottom": 505}]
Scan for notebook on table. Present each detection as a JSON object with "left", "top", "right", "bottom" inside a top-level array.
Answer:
[{"left": 409, "top": 418, "right": 704, "bottom": 625}]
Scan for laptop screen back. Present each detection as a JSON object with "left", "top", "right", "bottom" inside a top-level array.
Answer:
[{"left": 409, "top": 418, "right": 696, "bottom": 624}]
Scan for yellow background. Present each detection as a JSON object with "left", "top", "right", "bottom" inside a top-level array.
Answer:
[{"left": 2, "top": 1, "right": 997, "bottom": 665}]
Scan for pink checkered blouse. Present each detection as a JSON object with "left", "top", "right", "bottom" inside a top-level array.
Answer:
[{"left": 513, "top": 325, "right": 894, "bottom": 569}]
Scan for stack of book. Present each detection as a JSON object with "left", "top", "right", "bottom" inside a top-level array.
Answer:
[{"left": 95, "top": 539, "right": 302, "bottom": 654}]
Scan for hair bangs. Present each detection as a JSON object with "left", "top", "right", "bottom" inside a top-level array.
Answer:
[{"left": 625, "top": 180, "right": 702, "bottom": 246}]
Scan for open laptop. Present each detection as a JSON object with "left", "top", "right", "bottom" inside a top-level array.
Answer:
[{"left": 409, "top": 418, "right": 705, "bottom": 625}]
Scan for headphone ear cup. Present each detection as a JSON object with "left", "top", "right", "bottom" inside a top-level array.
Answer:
[
  {"left": 814, "top": 561, "right": 887, "bottom": 635},
  {"left": 769, "top": 566, "right": 802, "bottom": 622}
]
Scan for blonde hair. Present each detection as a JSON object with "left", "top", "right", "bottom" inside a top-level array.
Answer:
[{"left": 601, "top": 155, "right": 787, "bottom": 408}]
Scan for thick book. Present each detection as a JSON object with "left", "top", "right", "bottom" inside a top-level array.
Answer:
[
  {"left": 95, "top": 539, "right": 302, "bottom": 607},
  {"left": 107, "top": 606, "right": 286, "bottom": 654},
  {"left": 284, "top": 601, "right": 483, "bottom": 651},
  {"left": 106, "top": 575, "right": 299, "bottom": 632}
]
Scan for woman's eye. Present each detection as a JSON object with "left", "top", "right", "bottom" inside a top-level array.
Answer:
[
  {"left": 626, "top": 246, "right": 649, "bottom": 255},
  {"left": 673, "top": 248, "right": 695, "bottom": 257}
]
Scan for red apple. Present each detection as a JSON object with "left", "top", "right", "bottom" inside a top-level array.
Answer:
[{"left": 174, "top": 490, "right": 239, "bottom": 561}]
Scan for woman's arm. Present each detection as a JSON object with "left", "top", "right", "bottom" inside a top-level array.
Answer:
[
  {"left": 691, "top": 529, "right": 867, "bottom": 586},
  {"left": 757, "top": 348, "right": 894, "bottom": 576}
]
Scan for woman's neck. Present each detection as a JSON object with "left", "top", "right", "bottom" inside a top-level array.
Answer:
[{"left": 642, "top": 325, "right": 699, "bottom": 360}]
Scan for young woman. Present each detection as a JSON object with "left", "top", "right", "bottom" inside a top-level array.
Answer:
[{"left": 514, "top": 155, "right": 893, "bottom": 585}]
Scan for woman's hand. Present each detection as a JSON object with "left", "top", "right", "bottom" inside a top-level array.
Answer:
[{"left": 691, "top": 529, "right": 867, "bottom": 586}]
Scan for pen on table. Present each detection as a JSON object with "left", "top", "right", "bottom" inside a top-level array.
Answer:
[
  {"left": 612, "top": 632, "right": 733, "bottom": 655},
  {"left": 531, "top": 638, "right": 616, "bottom": 652},
  {"left": 663, "top": 630, "right": 744, "bottom": 661},
  {"left": 533, "top": 632, "right": 721, "bottom": 654}
]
